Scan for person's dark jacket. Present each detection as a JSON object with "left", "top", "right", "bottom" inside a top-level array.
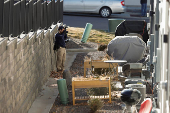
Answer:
[
  {"left": 140, "top": 0, "right": 147, "bottom": 4},
  {"left": 54, "top": 32, "right": 67, "bottom": 49}
]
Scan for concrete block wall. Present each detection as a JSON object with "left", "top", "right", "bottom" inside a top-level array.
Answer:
[{"left": 0, "top": 24, "right": 59, "bottom": 113}]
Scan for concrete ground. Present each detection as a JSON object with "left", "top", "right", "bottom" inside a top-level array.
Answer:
[
  {"left": 28, "top": 53, "right": 75, "bottom": 113},
  {"left": 28, "top": 78, "right": 59, "bottom": 113},
  {"left": 28, "top": 48, "right": 97, "bottom": 113}
]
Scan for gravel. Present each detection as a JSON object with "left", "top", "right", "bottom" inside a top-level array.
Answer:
[
  {"left": 49, "top": 37, "right": 124, "bottom": 113},
  {"left": 66, "top": 38, "right": 98, "bottom": 49}
]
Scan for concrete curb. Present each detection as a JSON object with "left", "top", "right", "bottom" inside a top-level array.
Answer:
[
  {"left": 28, "top": 78, "right": 59, "bottom": 113},
  {"left": 111, "top": 13, "right": 149, "bottom": 19},
  {"left": 66, "top": 48, "right": 98, "bottom": 52},
  {"left": 65, "top": 52, "right": 77, "bottom": 70}
]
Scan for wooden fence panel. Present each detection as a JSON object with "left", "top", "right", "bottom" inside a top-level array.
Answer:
[
  {"left": 0, "top": 0, "right": 63, "bottom": 36},
  {"left": 20, "top": 0, "right": 26, "bottom": 34},
  {"left": 37, "top": 0, "right": 41, "bottom": 29},
  {"left": 43, "top": 2, "right": 47, "bottom": 29},
  {"left": 13, "top": 2, "right": 20, "bottom": 37},
  {"left": 60, "top": 0, "right": 63, "bottom": 22},
  {"left": 28, "top": 0, "right": 33, "bottom": 32},
  {"left": 3, "top": 1, "right": 10, "bottom": 37},
  {"left": 9, "top": 0, "right": 13, "bottom": 35},
  {"left": 33, "top": 2, "right": 37, "bottom": 31},
  {"left": 0, "top": 0, "right": 4, "bottom": 35},
  {"left": 47, "top": 2, "right": 52, "bottom": 28}
]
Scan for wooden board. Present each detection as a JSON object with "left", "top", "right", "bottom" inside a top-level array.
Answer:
[
  {"left": 84, "top": 60, "right": 118, "bottom": 77},
  {"left": 72, "top": 77, "right": 111, "bottom": 105}
]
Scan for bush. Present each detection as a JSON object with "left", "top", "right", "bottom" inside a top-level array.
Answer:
[
  {"left": 87, "top": 98, "right": 104, "bottom": 113},
  {"left": 98, "top": 44, "right": 107, "bottom": 51}
]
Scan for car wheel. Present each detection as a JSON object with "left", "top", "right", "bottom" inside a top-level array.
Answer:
[{"left": 100, "top": 7, "right": 111, "bottom": 18}]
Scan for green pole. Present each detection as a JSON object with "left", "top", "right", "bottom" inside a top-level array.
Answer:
[
  {"left": 81, "top": 23, "right": 93, "bottom": 43},
  {"left": 57, "top": 79, "right": 69, "bottom": 105},
  {"left": 108, "top": 19, "right": 124, "bottom": 33}
]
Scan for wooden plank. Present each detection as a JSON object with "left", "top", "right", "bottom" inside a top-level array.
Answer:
[
  {"left": 72, "top": 77, "right": 111, "bottom": 105},
  {"left": 75, "top": 95, "right": 110, "bottom": 100},
  {"left": 74, "top": 80, "right": 109, "bottom": 88},
  {"left": 84, "top": 60, "right": 118, "bottom": 77},
  {"left": 72, "top": 81, "right": 75, "bottom": 105},
  {"left": 75, "top": 98, "right": 110, "bottom": 100},
  {"left": 84, "top": 61, "right": 118, "bottom": 68},
  {"left": 109, "top": 78, "right": 111, "bottom": 103},
  {"left": 72, "top": 77, "right": 110, "bottom": 81},
  {"left": 75, "top": 98, "right": 89, "bottom": 100}
]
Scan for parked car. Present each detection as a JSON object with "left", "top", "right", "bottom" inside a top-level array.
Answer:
[{"left": 63, "top": 0, "right": 125, "bottom": 18}]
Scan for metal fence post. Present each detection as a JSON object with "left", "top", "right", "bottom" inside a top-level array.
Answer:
[
  {"left": 150, "top": 34, "right": 154, "bottom": 64},
  {"left": 156, "top": 48, "right": 161, "bottom": 83},
  {"left": 150, "top": 0, "right": 155, "bottom": 34},
  {"left": 154, "top": 0, "right": 160, "bottom": 55}
]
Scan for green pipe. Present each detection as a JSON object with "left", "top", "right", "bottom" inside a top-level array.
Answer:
[
  {"left": 57, "top": 79, "right": 69, "bottom": 105},
  {"left": 108, "top": 19, "right": 124, "bottom": 33},
  {"left": 81, "top": 23, "right": 93, "bottom": 43}
]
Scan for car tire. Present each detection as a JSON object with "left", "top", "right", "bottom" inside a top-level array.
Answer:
[{"left": 100, "top": 7, "right": 111, "bottom": 18}]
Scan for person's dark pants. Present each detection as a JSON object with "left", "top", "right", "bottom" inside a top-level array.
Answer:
[{"left": 141, "top": 3, "right": 147, "bottom": 16}]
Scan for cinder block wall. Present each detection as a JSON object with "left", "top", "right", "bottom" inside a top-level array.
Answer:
[{"left": 0, "top": 24, "right": 58, "bottom": 113}]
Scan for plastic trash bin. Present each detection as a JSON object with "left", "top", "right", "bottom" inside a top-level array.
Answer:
[{"left": 57, "top": 79, "right": 69, "bottom": 105}]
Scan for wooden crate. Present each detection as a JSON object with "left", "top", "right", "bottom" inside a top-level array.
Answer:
[
  {"left": 72, "top": 77, "right": 111, "bottom": 105},
  {"left": 84, "top": 60, "right": 118, "bottom": 77}
]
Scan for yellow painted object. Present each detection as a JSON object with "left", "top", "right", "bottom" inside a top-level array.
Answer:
[
  {"left": 72, "top": 77, "right": 111, "bottom": 105},
  {"left": 84, "top": 60, "right": 118, "bottom": 77}
]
